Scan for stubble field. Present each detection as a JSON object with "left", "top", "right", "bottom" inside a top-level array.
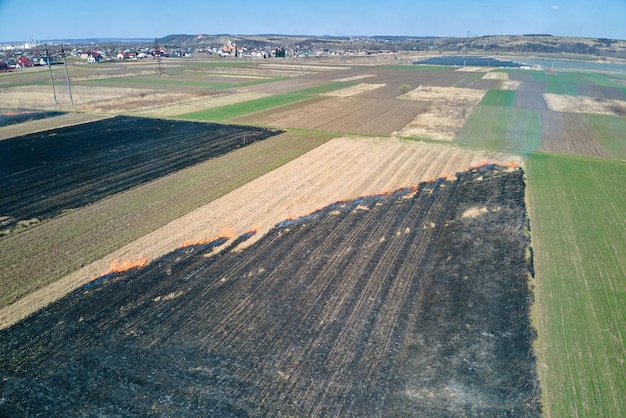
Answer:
[{"left": 0, "top": 54, "right": 625, "bottom": 417}]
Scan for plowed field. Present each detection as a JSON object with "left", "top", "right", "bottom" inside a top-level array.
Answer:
[
  {"left": 236, "top": 96, "right": 426, "bottom": 135},
  {"left": 0, "top": 165, "right": 540, "bottom": 417},
  {"left": 541, "top": 111, "right": 607, "bottom": 157}
]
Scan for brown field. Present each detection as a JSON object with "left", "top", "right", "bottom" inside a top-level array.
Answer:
[
  {"left": 541, "top": 111, "right": 607, "bottom": 157},
  {"left": 236, "top": 95, "right": 426, "bottom": 135},
  {"left": 0, "top": 136, "right": 519, "bottom": 329},
  {"left": 518, "top": 81, "right": 548, "bottom": 93},
  {"left": 576, "top": 85, "right": 626, "bottom": 101},
  {"left": 516, "top": 91, "right": 549, "bottom": 110}
]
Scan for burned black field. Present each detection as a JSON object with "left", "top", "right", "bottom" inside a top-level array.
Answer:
[
  {"left": 0, "top": 165, "right": 540, "bottom": 417},
  {"left": 0, "top": 116, "right": 281, "bottom": 233},
  {"left": 0, "top": 110, "right": 65, "bottom": 128}
]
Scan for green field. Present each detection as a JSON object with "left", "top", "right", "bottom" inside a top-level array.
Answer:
[
  {"left": 178, "top": 81, "right": 356, "bottom": 122},
  {"left": 480, "top": 89, "right": 516, "bottom": 106},
  {"left": 456, "top": 105, "right": 542, "bottom": 152},
  {"left": 526, "top": 154, "right": 626, "bottom": 417}
]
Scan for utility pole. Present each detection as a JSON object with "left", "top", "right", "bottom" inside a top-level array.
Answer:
[
  {"left": 155, "top": 38, "right": 164, "bottom": 75},
  {"left": 45, "top": 47, "right": 57, "bottom": 104},
  {"left": 61, "top": 46, "right": 73, "bottom": 105}
]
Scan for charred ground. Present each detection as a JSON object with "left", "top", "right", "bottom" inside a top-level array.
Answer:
[
  {"left": 0, "top": 116, "right": 282, "bottom": 234},
  {"left": 0, "top": 164, "right": 540, "bottom": 417}
]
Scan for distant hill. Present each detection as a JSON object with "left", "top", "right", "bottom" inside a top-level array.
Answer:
[{"left": 158, "top": 34, "right": 626, "bottom": 59}]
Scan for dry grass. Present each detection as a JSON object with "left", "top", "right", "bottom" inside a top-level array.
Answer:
[
  {"left": 259, "top": 63, "right": 349, "bottom": 72},
  {"left": 334, "top": 74, "right": 376, "bottom": 82},
  {"left": 455, "top": 66, "right": 497, "bottom": 72},
  {"left": 482, "top": 72, "right": 509, "bottom": 80},
  {"left": 501, "top": 80, "right": 522, "bottom": 91},
  {"left": 395, "top": 86, "right": 486, "bottom": 140},
  {"left": 544, "top": 93, "right": 626, "bottom": 116},
  {"left": 321, "top": 83, "right": 386, "bottom": 97},
  {"left": 0, "top": 85, "right": 228, "bottom": 114}
]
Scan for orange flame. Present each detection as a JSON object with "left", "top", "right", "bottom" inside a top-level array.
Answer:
[
  {"left": 101, "top": 258, "right": 148, "bottom": 276},
  {"left": 180, "top": 227, "right": 236, "bottom": 248},
  {"left": 468, "top": 160, "right": 492, "bottom": 170},
  {"left": 504, "top": 161, "right": 518, "bottom": 168}
]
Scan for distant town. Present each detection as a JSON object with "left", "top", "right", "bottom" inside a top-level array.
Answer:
[{"left": 1, "top": 33, "right": 625, "bottom": 71}]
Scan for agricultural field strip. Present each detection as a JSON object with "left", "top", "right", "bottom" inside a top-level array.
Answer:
[
  {"left": 83, "top": 76, "right": 284, "bottom": 90},
  {"left": 0, "top": 113, "right": 110, "bottom": 141},
  {"left": 0, "top": 130, "right": 333, "bottom": 320},
  {"left": 0, "top": 110, "right": 65, "bottom": 128},
  {"left": 177, "top": 81, "right": 358, "bottom": 122},
  {"left": 333, "top": 74, "right": 376, "bottom": 82},
  {"left": 0, "top": 85, "right": 216, "bottom": 114},
  {"left": 0, "top": 137, "right": 520, "bottom": 329},
  {"left": 237, "top": 95, "right": 423, "bottom": 136},
  {"left": 130, "top": 91, "right": 271, "bottom": 118},
  {"left": 456, "top": 106, "right": 545, "bottom": 153},
  {"left": 320, "top": 83, "right": 386, "bottom": 97},
  {"left": 541, "top": 112, "right": 609, "bottom": 158},
  {"left": 526, "top": 155, "right": 626, "bottom": 418},
  {"left": 0, "top": 117, "right": 280, "bottom": 235},
  {"left": 543, "top": 93, "right": 626, "bottom": 117},
  {"left": 259, "top": 63, "right": 350, "bottom": 71},
  {"left": 395, "top": 86, "right": 486, "bottom": 140}
]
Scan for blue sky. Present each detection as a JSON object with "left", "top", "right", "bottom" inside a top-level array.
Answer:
[{"left": 0, "top": 0, "right": 624, "bottom": 42}]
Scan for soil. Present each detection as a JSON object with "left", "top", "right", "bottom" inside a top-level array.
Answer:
[
  {"left": 576, "top": 85, "right": 626, "bottom": 101},
  {"left": 237, "top": 95, "right": 426, "bottom": 135},
  {"left": 515, "top": 92, "right": 549, "bottom": 110},
  {"left": 541, "top": 111, "right": 607, "bottom": 157},
  {"left": 0, "top": 165, "right": 540, "bottom": 417}
]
